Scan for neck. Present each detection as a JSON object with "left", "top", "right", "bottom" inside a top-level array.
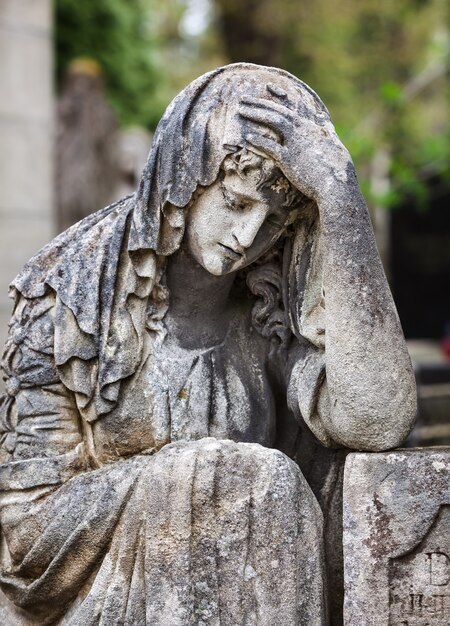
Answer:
[{"left": 164, "top": 246, "right": 236, "bottom": 346}]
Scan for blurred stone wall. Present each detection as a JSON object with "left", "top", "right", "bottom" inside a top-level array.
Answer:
[{"left": 0, "top": 0, "right": 54, "bottom": 372}]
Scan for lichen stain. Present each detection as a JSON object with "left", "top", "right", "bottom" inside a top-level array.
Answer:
[{"left": 363, "top": 492, "right": 395, "bottom": 561}]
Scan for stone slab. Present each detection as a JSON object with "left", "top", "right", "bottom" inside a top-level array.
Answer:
[
  {"left": 0, "top": 27, "right": 52, "bottom": 120},
  {"left": 343, "top": 448, "right": 450, "bottom": 626},
  {"left": 0, "top": 0, "right": 51, "bottom": 35},
  {"left": 0, "top": 121, "right": 53, "bottom": 213}
]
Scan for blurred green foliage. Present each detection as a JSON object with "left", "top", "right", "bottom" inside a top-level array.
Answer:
[
  {"left": 56, "top": 0, "right": 449, "bottom": 210},
  {"left": 55, "top": 0, "right": 225, "bottom": 129},
  {"left": 257, "top": 0, "right": 450, "bottom": 210},
  {"left": 57, "top": 0, "right": 159, "bottom": 127}
]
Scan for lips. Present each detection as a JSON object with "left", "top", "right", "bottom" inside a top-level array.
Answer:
[{"left": 218, "top": 243, "right": 244, "bottom": 262}]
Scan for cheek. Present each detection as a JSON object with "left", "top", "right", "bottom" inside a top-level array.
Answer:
[
  {"left": 208, "top": 203, "right": 236, "bottom": 234},
  {"left": 186, "top": 203, "right": 229, "bottom": 263},
  {"left": 191, "top": 207, "right": 233, "bottom": 248}
]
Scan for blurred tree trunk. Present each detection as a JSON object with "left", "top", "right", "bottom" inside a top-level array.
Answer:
[
  {"left": 215, "top": 0, "right": 282, "bottom": 66},
  {"left": 56, "top": 60, "right": 119, "bottom": 233}
]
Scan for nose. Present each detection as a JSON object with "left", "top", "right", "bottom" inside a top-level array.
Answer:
[{"left": 231, "top": 209, "right": 267, "bottom": 251}]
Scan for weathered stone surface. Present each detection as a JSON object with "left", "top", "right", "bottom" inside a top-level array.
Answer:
[
  {"left": 0, "top": 63, "right": 416, "bottom": 624},
  {"left": 0, "top": 438, "right": 327, "bottom": 625},
  {"left": 343, "top": 448, "right": 450, "bottom": 626}
]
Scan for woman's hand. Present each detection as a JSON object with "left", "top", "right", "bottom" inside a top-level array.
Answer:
[{"left": 238, "top": 84, "right": 353, "bottom": 203}]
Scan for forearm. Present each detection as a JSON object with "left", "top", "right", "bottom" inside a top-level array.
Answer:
[
  {"left": 240, "top": 92, "right": 415, "bottom": 449},
  {"left": 317, "top": 174, "right": 416, "bottom": 450}
]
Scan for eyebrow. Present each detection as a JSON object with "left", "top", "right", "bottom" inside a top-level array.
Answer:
[{"left": 221, "top": 181, "right": 262, "bottom": 203}]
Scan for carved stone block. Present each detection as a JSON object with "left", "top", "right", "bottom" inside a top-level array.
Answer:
[{"left": 343, "top": 449, "right": 450, "bottom": 626}]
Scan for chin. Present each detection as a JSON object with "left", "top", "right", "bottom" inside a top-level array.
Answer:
[{"left": 202, "top": 255, "right": 238, "bottom": 276}]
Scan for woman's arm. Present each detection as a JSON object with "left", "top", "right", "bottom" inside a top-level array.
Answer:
[
  {"left": 240, "top": 89, "right": 416, "bottom": 451},
  {"left": 1, "top": 293, "right": 87, "bottom": 470},
  {"left": 313, "top": 174, "right": 416, "bottom": 450}
]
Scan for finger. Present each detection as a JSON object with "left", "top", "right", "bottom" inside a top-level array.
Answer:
[
  {"left": 239, "top": 104, "right": 287, "bottom": 127},
  {"left": 243, "top": 102, "right": 327, "bottom": 140},
  {"left": 267, "top": 83, "right": 287, "bottom": 98},
  {"left": 240, "top": 96, "right": 295, "bottom": 119},
  {"left": 245, "top": 133, "right": 286, "bottom": 162},
  {"left": 239, "top": 106, "right": 289, "bottom": 140}
]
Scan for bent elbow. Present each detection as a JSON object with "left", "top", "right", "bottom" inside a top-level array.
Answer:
[{"left": 326, "top": 383, "right": 417, "bottom": 452}]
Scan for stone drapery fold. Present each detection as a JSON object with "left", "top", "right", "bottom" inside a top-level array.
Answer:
[{"left": 0, "top": 440, "right": 326, "bottom": 626}]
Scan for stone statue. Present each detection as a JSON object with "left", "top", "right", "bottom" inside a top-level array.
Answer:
[{"left": 0, "top": 64, "right": 416, "bottom": 625}]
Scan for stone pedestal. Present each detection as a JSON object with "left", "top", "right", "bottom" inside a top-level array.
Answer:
[
  {"left": 344, "top": 448, "right": 450, "bottom": 626},
  {"left": 0, "top": 0, "right": 54, "bottom": 371}
]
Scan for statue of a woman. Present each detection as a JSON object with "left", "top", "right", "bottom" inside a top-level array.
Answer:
[{"left": 0, "top": 64, "right": 416, "bottom": 625}]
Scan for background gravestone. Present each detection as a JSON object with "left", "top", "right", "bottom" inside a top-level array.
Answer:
[{"left": 344, "top": 448, "right": 450, "bottom": 626}]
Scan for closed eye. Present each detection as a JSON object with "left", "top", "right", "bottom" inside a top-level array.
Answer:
[{"left": 220, "top": 182, "right": 250, "bottom": 212}]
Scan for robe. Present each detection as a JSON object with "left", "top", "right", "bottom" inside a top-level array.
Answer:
[{"left": 0, "top": 287, "right": 329, "bottom": 625}]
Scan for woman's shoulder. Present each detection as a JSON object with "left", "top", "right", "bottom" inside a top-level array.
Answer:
[
  {"left": 12, "top": 195, "right": 134, "bottom": 302},
  {"left": 1, "top": 196, "right": 134, "bottom": 393}
]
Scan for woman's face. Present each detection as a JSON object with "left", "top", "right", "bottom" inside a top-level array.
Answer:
[{"left": 185, "top": 165, "right": 297, "bottom": 276}]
